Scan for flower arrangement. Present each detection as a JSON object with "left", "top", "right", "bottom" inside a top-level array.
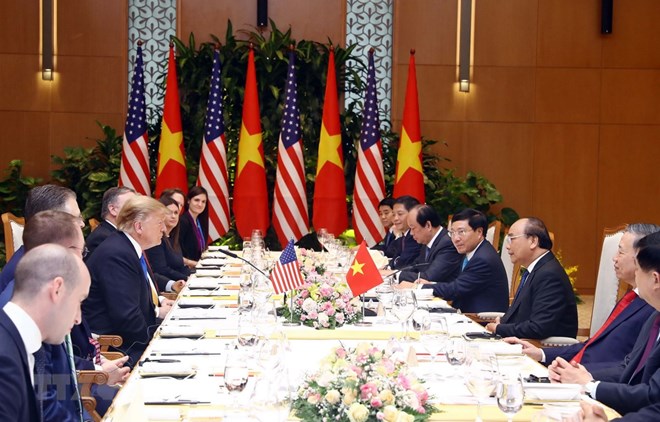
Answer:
[
  {"left": 555, "top": 249, "right": 583, "bottom": 304},
  {"left": 285, "top": 273, "right": 362, "bottom": 329},
  {"left": 298, "top": 247, "right": 327, "bottom": 277},
  {"left": 293, "top": 343, "right": 435, "bottom": 422}
]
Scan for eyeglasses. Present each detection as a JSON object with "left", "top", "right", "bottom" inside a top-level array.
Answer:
[
  {"left": 505, "top": 233, "right": 527, "bottom": 243},
  {"left": 448, "top": 228, "right": 473, "bottom": 238},
  {"left": 69, "top": 245, "right": 89, "bottom": 259}
]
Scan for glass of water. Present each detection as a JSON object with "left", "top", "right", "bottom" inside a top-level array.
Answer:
[{"left": 496, "top": 375, "right": 525, "bottom": 422}]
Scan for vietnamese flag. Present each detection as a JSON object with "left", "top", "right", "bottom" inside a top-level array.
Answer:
[
  {"left": 346, "top": 241, "right": 383, "bottom": 297},
  {"left": 392, "top": 50, "right": 425, "bottom": 203},
  {"left": 155, "top": 43, "right": 188, "bottom": 198},
  {"left": 312, "top": 48, "right": 348, "bottom": 237},
  {"left": 232, "top": 47, "right": 269, "bottom": 238}
]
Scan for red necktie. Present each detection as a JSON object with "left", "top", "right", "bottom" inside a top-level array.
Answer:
[
  {"left": 572, "top": 290, "right": 638, "bottom": 363},
  {"left": 632, "top": 313, "right": 660, "bottom": 377}
]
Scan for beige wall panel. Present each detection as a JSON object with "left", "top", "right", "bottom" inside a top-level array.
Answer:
[
  {"left": 601, "top": 70, "right": 660, "bottom": 125},
  {"left": 423, "top": 121, "right": 466, "bottom": 176},
  {"left": 473, "top": 0, "right": 538, "bottom": 67},
  {"left": 51, "top": 56, "right": 124, "bottom": 114},
  {"left": 536, "top": 0, "right": 602, "bottom": 68},
  {"left": 465, "top": 66, "right": 535, "bottom": 122},
  {"left": 535, "top": 68, "right": 601, "bottom": 123},
  {"left": 0, "top": 0, "right": 39, "bottom": 54},
  {"left": 602, "top": 0, "right": 660, "bottom": 69},
  {"left": 180, "top": 0, "right": 344, "bottom": 44},
  {"left": 0, "top": 54, "right": 51, "bottom": 111},
  {"left": 392, "top": 64, "right": 467, "bottom": 123},
  {"left": 393, "top": 0, "right": 457, "bottom": 66},
  {"left": 597, "top": 125, "right": 660, "bottom": 229},
  {"left": 464, "top": 123, "right": 535, "bottom": 216},
  {"left": 532, "top": 124, "right": 600, "bottom": 291},
  {"left": 57, "top": 0, "right": 126, "bottom": 57},
  {"left": 0, "top": 111, "right": 52, "bottom": 180}
]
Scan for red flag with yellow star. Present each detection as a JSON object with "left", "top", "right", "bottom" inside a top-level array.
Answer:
[
  {"left": 392, "top": 50, "right": 425, "bottom": 203},
  {"left": 155, "top": 43, "right": 188, "bottom": 198},
  {"left": 312, "top": 49, "right": 348, "bottom": 237},
  {"left": 233, "top": 47, "right": 269, "bottom": 238},
  {"left": 345, "top": 241, "right": 382, "bottom": 297}
]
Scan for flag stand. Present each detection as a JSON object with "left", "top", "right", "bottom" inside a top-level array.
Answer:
[
  {"left": 282, "top": 291, "right": 300, "bottom": 326},
  {"left": 354, "top": 294, "right": 372, "bottom": 327}
]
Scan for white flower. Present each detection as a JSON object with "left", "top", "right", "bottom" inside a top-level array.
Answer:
[
  {"left": 302, "top": 297, "right": 318, "bottom": 313},
  {"left": 347, "top": 402, "right": 370, "bottom": 422},
  {"left": 316, "top": 371, "right": 336, "bottom": 387},
  {"left": 318, "top": 312, "right": 330, "bottom": 327},
  {"left": 325, "top": 389, "right": 341, "bottom": 404},
  {"left": 398, "top": 391, "right": 419, "bottom": 410}
]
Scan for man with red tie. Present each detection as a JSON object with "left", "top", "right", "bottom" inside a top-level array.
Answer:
[
  {"left": 547, "top": 231, "right": 660, "bottom": 416},
  {"left": 505, "top": 223, "right": 659, "bottom": 371}
]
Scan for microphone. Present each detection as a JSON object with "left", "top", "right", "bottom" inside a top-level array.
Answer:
[
  {"left": 207, "top": 248, "right": 269, "bottom": 277},
  {"left": 389, "top": 262, "right": 430, "bottom": 276}
]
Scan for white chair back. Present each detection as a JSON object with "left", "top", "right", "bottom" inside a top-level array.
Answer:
[
  {"left": 11, "top": 221, "right": 24, "bottom": 251},
  {"left": 500, "top": 228, "right": 515, "bottom": 293},
  {"left": 589, "top": 227, "right": 626, "bottom": 337},
  {"left": 486, "top": 220, "right": 502, "bottom": 252}
]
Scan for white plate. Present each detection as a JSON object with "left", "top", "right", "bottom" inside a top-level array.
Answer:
[
  {"left": 523, "top": 383, "right": 582, "bottom": 401},
  {"left": 477, "top": 312, "right": 505, "bottom": 319}
]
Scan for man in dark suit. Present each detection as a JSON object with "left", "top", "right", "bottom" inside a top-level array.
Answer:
[
  {"left": 84, "top": 196, "right": 173, "bottom": 365},
  {"left": 505, "top": 223, "right": 659, "bottom": 371},
  {"left": 486, "top": 217, "right": 578, "bottom": 339},
  {"left": 0, "top": 244, "right": 90, "bottom": 422},
  {"left": 85, "top": 186, "right": 136, "bottom": 259},
  {"left": 395, "top": 204, "right": 462, "bottom": 284},
  {"left": 372, "top": 197, "right": 397, "bottom": 254},
  {"left": 548, "top": 233, "right": 660, "bottom": 416},
  {"left": 387, "top": 195, "right": 421, "bottom": 269},
  {"left": 403, "top": 208, "right": 508, "bottom": 313},
  {"left": 0, "top": 184, "right": 83, "bottom": 293}
]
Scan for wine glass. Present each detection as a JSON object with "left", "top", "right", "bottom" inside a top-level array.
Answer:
[
  {"left": 375, "top": 280, "right": 394, "bottom": 324},
  {"left": 253, "top": 301, "right": 279, "bottom": 340},
  {"left": 237, "top": 314, "right": 261, "bottom": 358},
  {"left": 465, "top": 355, "right": 497, "bottom": 422},
  {"left": 251, "top": 272, "right": 273, "bottom": 306},
  {"left": 445, "top": 338, "right": 467, "bottom": 378},
  {"left": 391, "top": 289, "right": 417, "bottom": 340},
  {"left": 250, "top": 365, "right": 292, "bottom": 422},
  {"left": 496, "top": 375, "right": 525, "bottom": 422},
  {"left": 419, "top": 317, "right": 449, "bottom": 379}
]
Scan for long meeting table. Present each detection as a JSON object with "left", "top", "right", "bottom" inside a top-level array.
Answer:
[{"left": 102, "top": 248, "right": 621, "bottom": 421}]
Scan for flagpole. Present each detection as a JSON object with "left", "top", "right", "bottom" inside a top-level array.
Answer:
[
  {"left": 282, "top": 290, "right": 300, "bottom": 326},
  {"left": 354, "top": 294, "right": 372, "bottom": 327}
]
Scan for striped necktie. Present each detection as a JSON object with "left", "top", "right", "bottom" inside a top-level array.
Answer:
[{"left": 64, "top": 334, "right": 84, "bottom": 422}]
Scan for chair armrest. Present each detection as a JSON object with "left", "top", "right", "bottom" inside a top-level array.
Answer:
[
  {"left": 162, "top": 292, "right": 178, "bottom": 301},
  {"left": 101, "top": 351, "right": 125, "bottom": 361},
  {"left": 77, "top": 370, "right": 109, "bottom": 396},
  {"left": 540, "top": 336, "right": 580, "bottom": 347},
  {"left": 96, "top": 335, "right": 123, "bottom": 351}
]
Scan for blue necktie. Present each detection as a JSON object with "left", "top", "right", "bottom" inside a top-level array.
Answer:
[
  {"left": 513, "top": 269, "right": 530, "bottom": 304},
  {"left": 424, "top": 246, "right": 430, "bottom": 261},
  {"left": 461, "top": 257, "right": 468, "bottom": 271}
]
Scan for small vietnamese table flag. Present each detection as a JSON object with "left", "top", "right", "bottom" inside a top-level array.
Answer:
[{"left": 346, "top": 241, "right": 383, "bottom": 297}]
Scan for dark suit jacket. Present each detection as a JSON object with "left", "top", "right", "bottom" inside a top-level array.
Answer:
[
  {"left": 84, "top": 219, "right": 116, "bottom": 260},
  {"left": 424, "top": 240, "right": 509, "bottom": 313},
  {"left": 39, "top": 343, "right": 82, "bottom": 422},
  {"left": 0, "top": 245, "right": 24, "bottom": 293},
  {"left": 399, "top": 228, "right": 463, "bottom": 284},
  {"left": 590, "top": 311, "right": 660, "bottom": 415},
  {"left": 372, "top": 231, "right": 396, "bottom": 253},
  {"left": 84, "top": 231, "right": 159, "bottom": 365},
  {"left": 544, "top": 295, "right": 654, "bottom": 372},
  {"left": 145, "top": 237, "right": 191, "bottom": 283},
  {"left": 497, "top": 252, "right": 578, "bottom": 339},
  {"left": 389, "top": 232, "right": 421, "bottom": 270},
  {"left": 0, "top": 310, "right": 40, "bottom": 421},
  {"left": 613, "top": 403, "right": 660, "bottom": 421},
  {"left": 178, "top": 212, "right": 204, "bottom": 261}
]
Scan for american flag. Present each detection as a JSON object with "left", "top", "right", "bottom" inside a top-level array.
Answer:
[
  {"left": 270, "top": 239, "right": 305, "bottom": 294},
  {"left": 198, "top": 49, "right": 230, "bottom": 241},
  {"left": 272, "top": 50, "right": 309, "bottom": 247},
  {"left": 119, "top": 43, "right": 151, "bottom": 195},
  {"left": 351, "top": 51, "right": 386, "bottom": 246}
]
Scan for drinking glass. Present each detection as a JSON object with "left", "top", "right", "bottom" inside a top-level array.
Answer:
[
  {"left": 375, "top": 280, "right": 394, "bottom": 323},
  {"left": 250, "top": 366, "right": 292, "bottom": 422},
  {"left": 445, "top": 338, "right": 467, "bottom": 378},
  {"left": 496, "top": 375, "right": 525, "bottom": 422},
  {"left": 391, "top": 289, "right": 417, "bottom": 340},
  {"left": 465, "top": 356, "right": 497, "bottom": 422},
  {"left": 224, "top": 349, "right": 250, "bottom": 394},
  {"left": 251, "top": 272, "right": 273, "bottom": 306},
  {"left": 419, "top": 317, "right": 449, "bottom": 379},
  {"left": 237, "top": 314, "right": 261, "bottom": 358}
]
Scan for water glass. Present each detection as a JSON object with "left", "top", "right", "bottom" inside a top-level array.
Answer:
[
  {"left": 496, "top": 375, "right": 525, "bottom": 422},
  {"left": 391, "top": 289, "right": 417, "bottom": 340},
  {"left": 445, "top": 338, "right": 467, "bottom": 378}
]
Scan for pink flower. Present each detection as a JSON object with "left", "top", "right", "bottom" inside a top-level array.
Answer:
[
  {"left": 397, "top": 374, "right": 411, "bottom": 389},
  {"left": 300, "top": 290, "right": 309, "bottom": 298},
  {"left": 336, "top": 348, "right": 347, "bottom": 359},
  {"left": 370, "top": 397, "right": 383, "bottom": 408},
  {"left": 308, "top": 311, "right": 318, "bottom": 319},
  {"left": 360, "top": 382, "right": 379, "bottom": 399},
  {"left": 326, "top": 306, "right": 336, "bottom": 317},
  {"left": 320, "top": 286, "right": 334, "bottom": 298}
]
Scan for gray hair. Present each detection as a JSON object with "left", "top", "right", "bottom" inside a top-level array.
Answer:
[
  {"left": 626, "top": 223, "right": 660, "bottom": 248},
  {"left": 24, "top": 185, "right": 76, "bottom": 221},
  {"left": 101, "top": 186, "right": 136, "bottom": 219}
]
